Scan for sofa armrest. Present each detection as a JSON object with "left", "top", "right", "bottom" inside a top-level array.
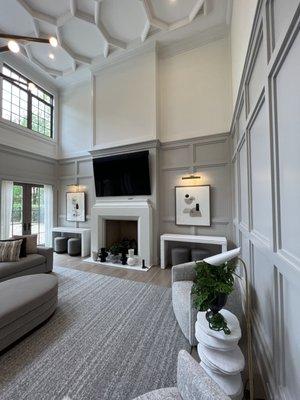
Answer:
[
  {"left": 172, "top": 262, "right": 196, "bottom": 284},
  {"left": 37, "top": 246, "right": 53, "bottom": 272}
]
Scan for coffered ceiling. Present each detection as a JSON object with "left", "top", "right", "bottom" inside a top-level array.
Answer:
[{"left": 0, "top": 0, "right": 231, "bottom": 87}]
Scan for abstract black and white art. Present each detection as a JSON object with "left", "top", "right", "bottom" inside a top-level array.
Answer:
[
  {"left": 66, "top": 192, "right": 86, "bottom": 222},
  {"left": 175, "top": 185, "right": 210, "bottom": 226}
]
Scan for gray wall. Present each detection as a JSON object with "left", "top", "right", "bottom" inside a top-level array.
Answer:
[
  {"left": 159, "top": 133, "right": 232, "bottom": 241},
  {"left": 57, "top": 156, "right": 94, "bottom": 230},
  {"left": 0, "top": 143, "right": 58, "bottom": 230},
  {"left": 57, "top": 134, "right": 232, "bottom": 263},
  {"left": 231, "top": 0, "right": 300, "bottom": 398}
]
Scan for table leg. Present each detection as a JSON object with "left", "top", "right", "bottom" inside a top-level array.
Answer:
[{"left": 160, "top": 238, "right": 165, "bottom": 269}]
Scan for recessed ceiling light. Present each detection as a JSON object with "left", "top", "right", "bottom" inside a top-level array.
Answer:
[
  {"left": 7, "top": 40, "right": 20, "bottom": 53},
  {"left": 49, "top": 36, "right": 58, "bottom": 47},
  {"left": 49, "top": 53, "right": 55, "bottom": 59}
]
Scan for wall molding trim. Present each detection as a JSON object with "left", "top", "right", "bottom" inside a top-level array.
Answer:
[
  {"left": 89, "top": 139, "right": 161, "bottom": 158},
  {"left": 0, "top": 143, "right": 57, "bottom": 165}
]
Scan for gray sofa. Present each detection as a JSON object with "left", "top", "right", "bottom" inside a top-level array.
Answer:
[
  {"left": 133, "top": 349, "right": 230, "bottom": 400},
  {"left": 0, "top": 246, "right": 53, "bottom": 283},
  {"left": 0, "top": 274, "right": 58, "bottom": 352},
  {"left": 172, "top": 261, "right": 242, "bottom": 346}
]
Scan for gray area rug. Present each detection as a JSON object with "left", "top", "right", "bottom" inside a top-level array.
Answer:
[{"left": 0, "top": 267, "right": 190, "bottom": 400}]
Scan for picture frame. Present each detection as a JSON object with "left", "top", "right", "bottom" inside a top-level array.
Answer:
[
  {"left": 175, "top": 185, "right": 211, "bottom": 226},
  {"left": 66, "top": 192, "right": 86, "bottom": 222}
]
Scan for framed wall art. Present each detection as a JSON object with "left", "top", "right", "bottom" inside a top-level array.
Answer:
[
  {"left": 66, "top": 192, "right": 86, "bottom": 222},
  {"left": 175, "top": 185, "right": 211, "bottom": 226}
]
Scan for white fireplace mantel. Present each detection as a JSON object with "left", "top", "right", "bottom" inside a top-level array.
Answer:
[{"left": 91, "top": 200, "right": 153, "bottom": 267}]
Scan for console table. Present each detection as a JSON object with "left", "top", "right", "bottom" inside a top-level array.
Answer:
[
  {"left": 52, "top": 227, "right": 91, "bottom": 257},
  {"left": 160, "top": 233, "right": 227, "bottom": 269}
]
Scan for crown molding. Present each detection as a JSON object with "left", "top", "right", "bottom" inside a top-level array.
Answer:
[
  {"left": 89, "top": 139, "right": 161, "bottom": 158},
  {"left": 158, "top": 23, "right": 229, "bottom": 59}
]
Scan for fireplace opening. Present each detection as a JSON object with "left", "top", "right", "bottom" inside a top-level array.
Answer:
[{"left": 105, "top": 220, "right": 138, "bottom": 254}]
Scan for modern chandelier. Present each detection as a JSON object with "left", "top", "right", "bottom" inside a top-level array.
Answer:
[{"left": 0, "top": 33, "right": 58, "bottom": 54}]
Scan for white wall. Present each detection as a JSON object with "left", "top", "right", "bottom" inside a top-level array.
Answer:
[
  {"left": 93, "top": 50, "right": 157, "bottom": 149},
  {"left": 59, "top": 80, "right": 92, "bottom": 158},
  {"left": 230, "top": 0, "right": 258, "bottom": 108},
  {"left": 159, "top": 37, "right": 232, "bottom": 142}
]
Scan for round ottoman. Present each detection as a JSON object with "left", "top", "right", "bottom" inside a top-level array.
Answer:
[
  {"left": 191, "top": 248, "right": 211, "bottom": 262},
  {"left": 68, "top": 238, "right": 81, "bottom": 256},
  {"left": 54, "top": 236, "right": 68, "bottom": 254},
  {"left": 0, "top": 274, "right": 58, "bottom": 352},
  {"left": 171, "top": 247, "right": 190, "bottom": 266}
]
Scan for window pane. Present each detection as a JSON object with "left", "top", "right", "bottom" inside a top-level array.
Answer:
[
  {"left": 20, "top": 100, "right": 27, "bottom": 110},
  {"left": 2, "top": 109, "right": 11, "bottom": 120},
  {"left": 1, "top": 65, "right": 53, "bottom": 137},
  {"left": 12, "top": 95, "right": 19, "bottom": 105},
  {"left": 3, "top": 90, "right": 11, "bottom": 101},
  {"left": 12, "top": 114, "right": 20, "bottom": 124},
  {"left": 3, "top": 66, "right": 11, "bottom": 76},
  {"left": 11, "top": 185, "right": 23, "bottom": 237},
  {"left": 20, "top": 118, "right": 27, "bottom": 127},
  {"left": 3, "top": 81, "right": 11, "bottom": 92},
  {"left": 20, "top": 90, "right": 27, "bottom": 101},
  {"left": 12, "top": 86, "right": 19, "bottom": 96},
  {"left": 2, "top": 100, "right": 11, "bottom": 111}
]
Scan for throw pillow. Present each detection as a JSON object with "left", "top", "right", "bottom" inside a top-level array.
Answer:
[
  {"left": 0, "top": 240, "right": 23, "bottom": 262},
  {"left": 13, "top": 234, "right": 37, "bottom": 254},
  {"left": 0, "top": 238, "right": 27, "bottom": 257}
]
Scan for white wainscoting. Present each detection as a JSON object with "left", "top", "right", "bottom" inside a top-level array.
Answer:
[{"left": 231, "top": 1, "right": 300, "bottom": 398}]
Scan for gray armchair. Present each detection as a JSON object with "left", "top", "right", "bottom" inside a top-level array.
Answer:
[
  {"left": 172, "top": 261, "right": 243, "bottom": 347},
  {"left": 172, "top": 261, "right": 197, "bottom": 346},
  {"left": 133, "top": 350, "right": 230, "bottom": 400}
]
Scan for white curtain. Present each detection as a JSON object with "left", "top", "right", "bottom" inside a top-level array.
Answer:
[
  {"left": 44, "top": 184, "right": 53, "bottom": 247},
  {"left": 0, "top": 180, "right": 14, "bottom": 239}
]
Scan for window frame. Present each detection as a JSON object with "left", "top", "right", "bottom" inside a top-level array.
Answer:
[{"left": 0, "top": 63, "right": 54, "bottom": 139}]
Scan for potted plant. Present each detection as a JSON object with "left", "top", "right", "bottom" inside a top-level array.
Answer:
[{"left": 191, "top": 248, "right": 240, "bottom": 335}]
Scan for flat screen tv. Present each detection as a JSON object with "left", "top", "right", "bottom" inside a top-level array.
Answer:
[{"left": 93, "top": 151, "right": 151, "bottom": 197}]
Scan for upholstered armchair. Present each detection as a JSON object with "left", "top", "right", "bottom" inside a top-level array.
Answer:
[
  {"left": 133, "top": 350, "right": 230, "bottom": 400},
  {"left": 171, "top": 261, "right": 242, "bottom": 346},
  {"left": 172, "top": 261, "right": 198, "bottom": 346}
]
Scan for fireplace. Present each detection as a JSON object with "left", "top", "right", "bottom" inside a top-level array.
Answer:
[
  {"left": 91, "top": 200, "right": 153, "bottom": 268},
  {"left": 105, "top": 220, "right": 138, "bottom": 254}
]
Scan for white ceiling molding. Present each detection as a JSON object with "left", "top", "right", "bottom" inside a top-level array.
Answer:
[{"left": 0, "top": 0, "right": 231, "bottom": 85}]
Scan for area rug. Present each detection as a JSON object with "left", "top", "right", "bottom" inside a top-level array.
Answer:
[{"left": 0, "top": 267, "right": 190, "bottom": 400}]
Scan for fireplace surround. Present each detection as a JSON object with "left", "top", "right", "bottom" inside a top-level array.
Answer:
[{"left": 91, "top": 200, "right": 153, "bottom": 268}]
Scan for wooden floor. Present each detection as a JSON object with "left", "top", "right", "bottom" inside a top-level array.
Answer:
[{"left": 54, "top": 253, "right": 172, "bottom": 287}]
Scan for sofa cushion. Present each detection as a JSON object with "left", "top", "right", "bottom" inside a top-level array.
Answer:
[
  {"left": 0, "top": 254, "right": 46, "bottom": 279},
  {"left": 172, "top": 281, "right": 194, "bottom": 341},
  {"left": 13, "top": 234, "right": 37, "bottom": 254},
  {"left": 0, "top": 238, "right": 27, "bottom": 257},
  {"left": 0, "top": 240, "right": 23, "bottom": 262}
]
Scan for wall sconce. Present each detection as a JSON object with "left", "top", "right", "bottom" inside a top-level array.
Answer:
[
  {"left": 182, "top": 174, "right": 201, "bottom": 180},
  {"left": 67, "top": 184, "right": 81, "bottom": 193}
]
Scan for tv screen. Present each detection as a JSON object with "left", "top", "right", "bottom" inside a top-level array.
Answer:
[{"left": 93, "top": 151, "right": 151, "bottom": 197}]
